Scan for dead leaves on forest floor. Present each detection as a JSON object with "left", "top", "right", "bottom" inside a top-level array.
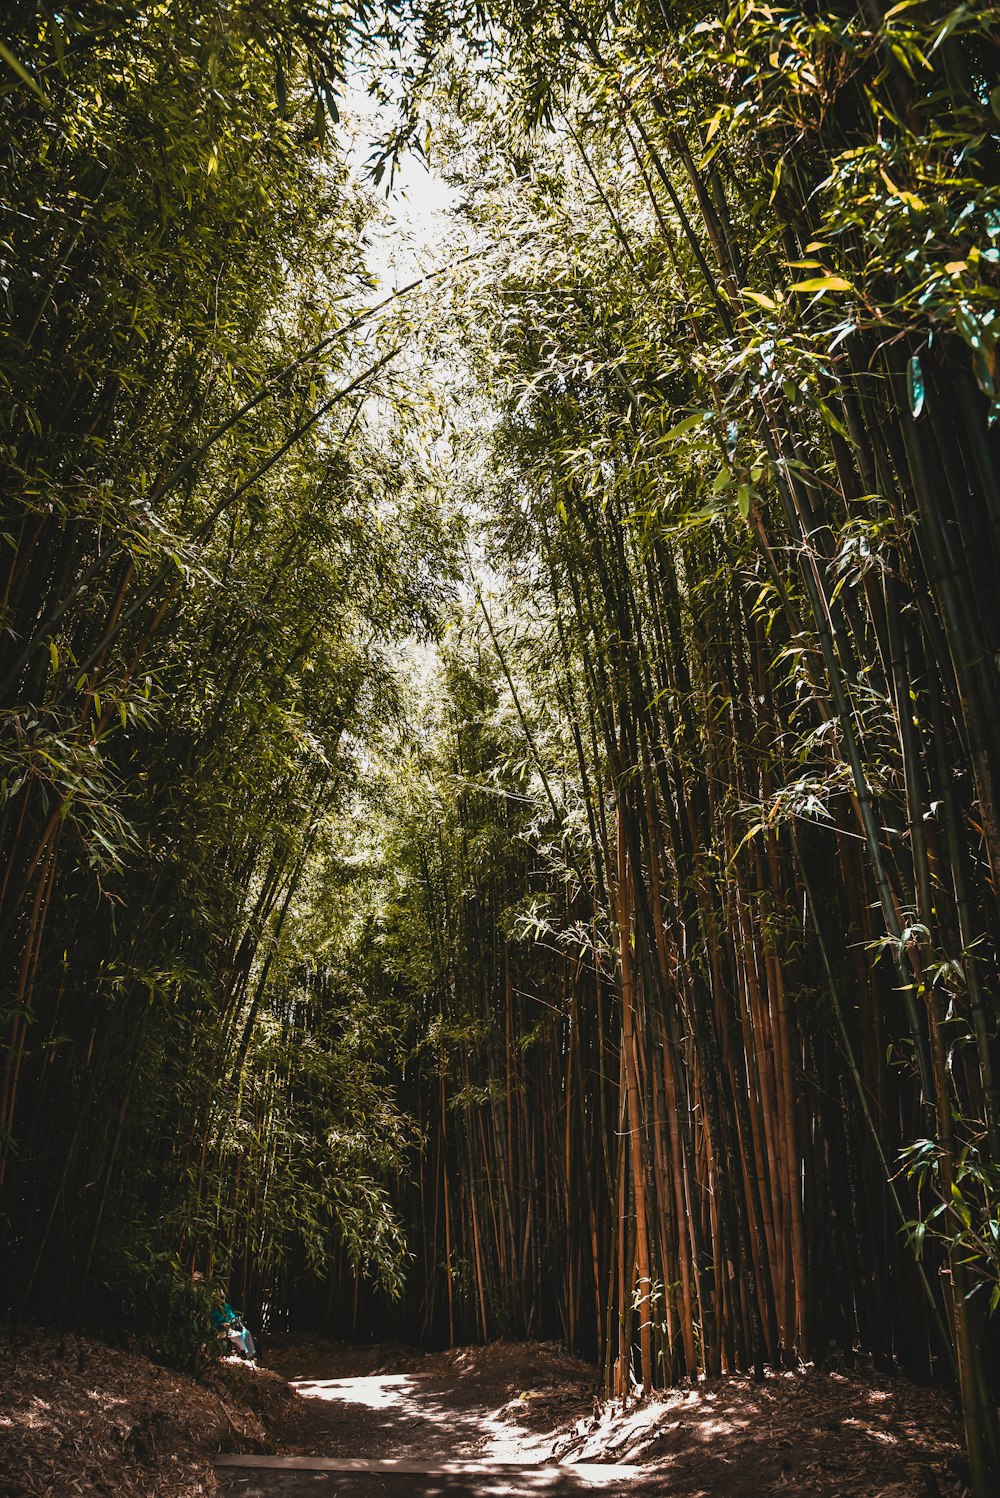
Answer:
[
  {"left": 267, "top": 1336, "right": 968, "bottom": 1497},
  {"left": 0, "top": 1328, "right": 298, "bottom": 1497},
  {"left": 0, "top": 1330, "right": 971, "bottom": 1498},
  {"left": 538, "top": 1362, "right": 968, "bottom": 1497}
]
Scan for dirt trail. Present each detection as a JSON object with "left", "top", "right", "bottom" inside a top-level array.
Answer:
[
  {"left": 259, "top": 1341, "right": 596, "bottom": 1464},
  {"left": 215, "top": 1340, "right": 635, "bottom": 1496},
  {"left": 3, "top": 1329, "right": 965, "bottom": 1495},
  {"left": 215, "top": 1340, "right": 968, "bottom": 1498}
]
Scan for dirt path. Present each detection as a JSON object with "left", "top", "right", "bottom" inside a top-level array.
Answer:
[
  {"left": 214, "top": 1342, "right": 638, "bottom": 1497},
  {"left": 4, "top": 1329, "right": 964, "bottom": 1496},
  {"left": 213, "top": 1340, "right": 968, "bottom": 1498}
]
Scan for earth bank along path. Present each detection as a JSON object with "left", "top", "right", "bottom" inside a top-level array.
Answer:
[{"left": 214, "top": 1339, "right": 966, "bottom": 1498}]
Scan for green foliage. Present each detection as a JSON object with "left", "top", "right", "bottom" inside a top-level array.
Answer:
[
  {"left": 3, "top": 0, "right": 1000, "bottom": 1486},
  {"left": 0, "top": 0, "right": 454, "bottom": 1343},
  {"left": 112, "top": 1241, "right": 218, "bottom": 1374},
  {"left": 343, "top": 5, "right": 1000, "bottom": 1483},
  {"left": 901, "top": 1139, "right": 1000, "bottom": 1313}
]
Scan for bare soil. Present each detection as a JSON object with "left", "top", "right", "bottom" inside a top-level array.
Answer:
[{"left": 0, "top": 1329, "right": 969, "bottom": 1497}]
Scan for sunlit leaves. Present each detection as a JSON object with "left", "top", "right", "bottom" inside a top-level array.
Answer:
[
  {"left": 0, "top": 0, "right": 457, "bottom": 1335},
  {"left": 788, "top": 275, "right": 855, "bottom": 293}
]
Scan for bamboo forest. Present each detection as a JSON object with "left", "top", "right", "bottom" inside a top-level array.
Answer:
[{"left": 2, "top": 3, "right": 1000, "bottom": 1496}]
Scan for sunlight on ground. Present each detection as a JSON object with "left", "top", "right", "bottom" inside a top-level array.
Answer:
[
  {"left": 844, "top": 1417, "right": 899, "bottom": 1445},
  {"left": 481, "top": 1407, "right": 555, "bottom": 1465},
  {"left": 292, "top": 1373, "right": 419, "bottom": 1408}
]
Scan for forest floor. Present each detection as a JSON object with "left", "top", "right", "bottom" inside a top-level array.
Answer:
[{"left": 0, "top": 1329, "right": 970, "bottom": 1497}]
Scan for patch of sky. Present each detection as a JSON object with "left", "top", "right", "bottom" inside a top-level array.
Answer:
[{"left": 339, "top": 73, "right": 458, "bottom": 290}]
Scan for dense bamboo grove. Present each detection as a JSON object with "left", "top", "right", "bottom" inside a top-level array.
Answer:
[
  {"left": 0, "top": 0, "right": 438, "bottom": 1359},
  {"left": 337, "top": 4, "right": 1000, "bottom": 1488},
  {"left": 3, "top": 1, "right": 1000, "bottom": 1493}
]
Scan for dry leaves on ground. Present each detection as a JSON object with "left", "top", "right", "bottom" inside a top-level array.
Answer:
[
  {"left": 0, "top": 1329, "right": 299, "bottom": 1498},
  {"left": 542, "top": 1363, "right": 968, "bottom": 1498},
  {"left": 0, "top": 1331, "right": 972, "bottom": 1498}
]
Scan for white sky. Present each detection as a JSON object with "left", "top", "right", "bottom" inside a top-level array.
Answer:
[{"left": 340, "top": 79, "right": 458, "bottom": 288}]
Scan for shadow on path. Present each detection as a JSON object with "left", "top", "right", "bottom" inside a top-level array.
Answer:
[
  {"left": 215, "top": 1342, "right": 966, "bottom": 1497},
  {"left": 216, "top": 1464, "right": 649, "bottom": 1498},
  {"left": 214, "top": 1353, "right": 639, "bottom": 1497},
  {"left": 270, "top": 1374, "right": 510, "bottom": 1463}
]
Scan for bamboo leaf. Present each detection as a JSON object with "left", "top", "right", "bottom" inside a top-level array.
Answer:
[
  {"left": 929, "top": 5, "right": 970, "bottom": 54},
  {"left": 743, "top": 290, "right": 777, "bottom": 310},
  {"left": 817, "top": 401, "right": 854, "bottom": 442},
  {"left": 662, "top": 413, "right": 707, "bottom": 442},
  {"left": 0, "top": 40, "right": 51, "bottom": 105},
  {"left": 879, "top": 168, "right": 925, "bottom": 212},
  {"left": 789, "top": 276, "right": 855, "bottom": 294}
]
